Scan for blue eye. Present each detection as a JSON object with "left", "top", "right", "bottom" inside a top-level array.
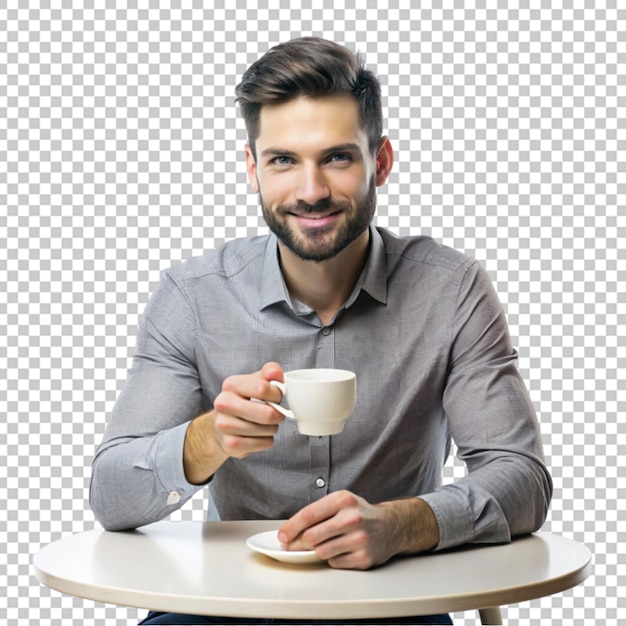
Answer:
[
  {"left": 331, "top": 153, "right": 351, "bottom": 162},
  {"left": 272, "top": 156, "right": 293, "bottom": 165}
]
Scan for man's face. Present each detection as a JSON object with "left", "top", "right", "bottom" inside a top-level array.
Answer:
[{"left": 245, "top": 95, "right": 381, "bottom": 262}]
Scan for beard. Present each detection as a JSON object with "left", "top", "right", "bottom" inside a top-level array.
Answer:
[{"left": 260, "top": 178, "right": 377, "bottom": 262}]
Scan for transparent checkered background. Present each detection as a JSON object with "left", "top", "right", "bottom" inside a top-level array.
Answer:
[{"left": 1, "top": 2, "right": 624, "bottom": 624}]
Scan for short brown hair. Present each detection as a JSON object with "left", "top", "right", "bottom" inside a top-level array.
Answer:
[{"left": 235, "top": 37, "right": 383, "bottom": 159}]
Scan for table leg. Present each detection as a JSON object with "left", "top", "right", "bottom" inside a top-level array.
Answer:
[{"left": 478, "top": 606, "right": 503, "bottom": 624}]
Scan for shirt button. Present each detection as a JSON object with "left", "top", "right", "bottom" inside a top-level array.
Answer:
[
  {"left": 167, "top": 491, "right": 181, "bottom": 505},
  {"left": 321, "top": 326, "right": 331, "bottom": 336},
  {"left": 315, "top": 478, "right": 326, "bottom": 488}
]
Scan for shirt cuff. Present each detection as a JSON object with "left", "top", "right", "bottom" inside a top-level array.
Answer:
[
  {"left": 418, "top": 489, "right": 473, "bottom": 551},
  {"left": 419, "top": 484, "right": 512, "bottom": 551}
]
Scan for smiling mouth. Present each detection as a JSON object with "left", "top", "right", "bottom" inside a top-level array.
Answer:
[{"left": 290, "top": 211, "right": 342, "bottom": 228}]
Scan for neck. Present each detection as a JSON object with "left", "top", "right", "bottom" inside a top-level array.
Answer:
[{"left": 278, "top": 230, "right": 370, "bottom": 326}]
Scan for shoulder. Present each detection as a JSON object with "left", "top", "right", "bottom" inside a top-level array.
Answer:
[
  {"left": 163, "top": 235, "right": 270, "bottom": 286},
  {"left": 377, "top": 227, "right": 476, "bottom": 280}
]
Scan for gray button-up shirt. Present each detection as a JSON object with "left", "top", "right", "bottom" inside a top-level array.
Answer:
[{"left": 90, "top": 227, "right": 552, "bottom": 550}]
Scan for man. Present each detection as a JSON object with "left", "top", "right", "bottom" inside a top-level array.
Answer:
[{"left": 90, "top": 38, "right": 552, "bottom": 625}]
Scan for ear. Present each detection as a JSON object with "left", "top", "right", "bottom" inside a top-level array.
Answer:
[
  {"left": 245, "top": 144, "right": 259, "bottom": 193},
  {"left": 374, "top": 136, "right": 394, "bottom": 187}
]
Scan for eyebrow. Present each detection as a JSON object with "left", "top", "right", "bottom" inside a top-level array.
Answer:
[{"left": 260, "top": 143, "right": 363, "bottom": 159}]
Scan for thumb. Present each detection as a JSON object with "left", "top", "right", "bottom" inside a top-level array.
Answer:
[{"left": 259, "top": 361, "right": 284, "bottom": 383}]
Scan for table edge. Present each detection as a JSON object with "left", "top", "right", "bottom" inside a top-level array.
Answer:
[{"left": 33, "top": 529, "right": 593, "bottom": 619}]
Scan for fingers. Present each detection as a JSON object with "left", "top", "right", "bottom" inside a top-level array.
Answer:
[
  {"left": 214, "top": 389, "right": 282, "bottom": 428},
  {"left": 212, "top": 362, "right": 285, "bottom": 458},
  {"left": 278, "top": 491, "right": 361, "bottom": 549},
  {"left": 221, "top": 363, "right": 284, "bottom": 407},
  {"left": 278, "top": 491, "right": 391, "bottom": 570}
]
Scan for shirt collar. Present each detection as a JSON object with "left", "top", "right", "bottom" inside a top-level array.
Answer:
[
  {"left": 357, "top": 226, "right": 388, "bottom": 305},
  {"left": 259, "top": 227, "right": 388, "bottom": 313},
  {"left": 259, "top": 235, "right": 292, "bottom": 311}
]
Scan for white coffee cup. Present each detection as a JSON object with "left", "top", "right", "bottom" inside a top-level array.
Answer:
[{"left": 266, "top": 368, "right": 357, "bottom": 436}]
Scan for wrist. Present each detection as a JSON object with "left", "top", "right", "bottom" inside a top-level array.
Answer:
[
  {"left": 183, "top": 412, "right": 229, "bottom": 485},
  {"left": 380, "top": 497, "right": 440, "bottom": 556}
]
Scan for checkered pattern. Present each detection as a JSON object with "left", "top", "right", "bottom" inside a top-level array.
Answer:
[{"left": 1, "top": 3, "right": 624, "bottom": 625}]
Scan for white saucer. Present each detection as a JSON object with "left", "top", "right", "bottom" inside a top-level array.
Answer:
[{"left": 246, "top": 530, "right": 322, "bottom": 564}]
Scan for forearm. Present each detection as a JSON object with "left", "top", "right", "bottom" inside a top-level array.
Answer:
[
  {"left": 183, "top": 411, "right": 230, "bottom": 484},
  {"left": 379, "top": 497, "right": 440, "bottom": 555}
]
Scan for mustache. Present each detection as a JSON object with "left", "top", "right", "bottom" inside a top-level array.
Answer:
[{"left": 277, "top": 198, "right": 352, "bottom": 216}]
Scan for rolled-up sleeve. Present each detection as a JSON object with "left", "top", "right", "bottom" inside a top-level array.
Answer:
[
  {"left": 90, "top": 271, "right": 207, "bottom": 531},
  {"left": 420, "top": 261, "right": 553, "bottom": 550}
]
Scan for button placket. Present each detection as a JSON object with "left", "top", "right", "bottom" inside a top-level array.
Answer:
[
  {"left": 308, "top": 322, "right": 334, "bottom": 499},
  {"left": 316, "top": 324, "right": 334, "bottom": 369},
  {"left": 309, "top": 434, "right": 330, "bottom": 499}
]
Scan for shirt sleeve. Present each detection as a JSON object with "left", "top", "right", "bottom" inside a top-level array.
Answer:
[
  {"left": 419, "top": 260, "right": 553, "bottom": 550},
  {"left": 89, "top": 270, "right": 207, "bottom": 531}
]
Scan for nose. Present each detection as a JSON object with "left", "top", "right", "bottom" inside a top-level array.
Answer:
[{"left": 295, "top": 163, "right": 331, "bottom": 206}]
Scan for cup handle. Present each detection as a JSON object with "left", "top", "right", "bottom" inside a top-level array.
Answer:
[{"left": 265, "top": 380, "right": 295, "bottom": 419}]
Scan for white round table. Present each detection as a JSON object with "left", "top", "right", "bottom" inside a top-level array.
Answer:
[{"left": 33, "top": 520, "right": 591, "bottom": 623}]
